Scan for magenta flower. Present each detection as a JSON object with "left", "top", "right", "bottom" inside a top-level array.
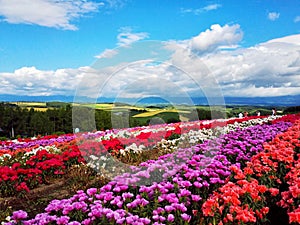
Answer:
[
  {"left": 12, "top": 210, "right": 27, "bottom": 220},
  {"left": 167, "top": 214, "right": 175, "bottom": 222},
  {"left": 181, "top": 213, "right": 191, "bottom": 221}
]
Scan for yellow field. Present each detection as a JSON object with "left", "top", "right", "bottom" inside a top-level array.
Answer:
[
  {"left": 132, "top": 109, "right": 190, "bottom": 118},
  {"left": 75, "top": 103, "right": 147, "bottom": 111},
  {"left": 29, "top": 107, "right": 49, "bottom": 112},
  {"left": 11, "top": 102, "right": 47, "bottom": 107}
]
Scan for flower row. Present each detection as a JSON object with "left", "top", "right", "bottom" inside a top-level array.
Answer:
[
  {"left": 0, "top": 116, "right": 275, "bottom": 197},
  {"left": 4, "top": 115, "right": 296, "bottom": 224},
  {"left": 0, "top": 116, "right": 274, "bottom": 156},
  {"left": 0, "top": 116, "right": 274, "bottom": 197},
  {"left": 202, "top": 116, "right": 300, "bottom": 224}
]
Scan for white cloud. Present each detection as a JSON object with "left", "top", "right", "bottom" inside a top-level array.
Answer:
[
  {"left": 267, "top": 34, "right": 300, "bottom": 45},
  {"left": 268, "top": 12, "right": 280, "bottom": 21},
  {"left": 1, "top": 25, "right": 300, "bottom": 99},
  {"left": 203, "top": 4, "right": 222, "bottom": 11},
  {"left": 0, "top": 0, "right": 102, "bottom": 30},
  {"left": 181, "top": 3, "right": 221, "bottom": 15},
  {"left": 294, "top": 16, "right": 300, "bottom": 23},
  {"left": 94, "top": 27, "right": 148, "bottom": 59},
  {"left": 117, "top": 27, "right": 149, "bottom": 46},
  {"left": 95, "top": 49, "right": 119, "bottom": 59},
  {"left": 0, "top": 66, "right": 87, "bottom": 96},
  {"left": 197, "top": 35, "right": 300, "bottom": 97},
  {"left": 190, "top": 24, "right": 243, "bottom": 53}
]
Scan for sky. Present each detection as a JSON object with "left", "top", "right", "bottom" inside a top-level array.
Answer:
[{"left": 0, "top": 0, "right": 300, "bottom": 101}]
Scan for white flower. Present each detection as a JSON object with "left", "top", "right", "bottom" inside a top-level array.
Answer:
[
  {"left": 120, "top": 149, "right": 125, "bottom": 156},
  {"left": 90, "top": 155, "right": 99, "bottom": 161},
  {"left": 100, "top": 156, "right": 107, "bottom": 161}
]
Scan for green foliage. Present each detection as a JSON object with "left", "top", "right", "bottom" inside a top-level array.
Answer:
[
  {"left": 46, "top": 102, "right": 71, "bottom": 109},
  {"left": 283, "top": 106, "right": 300, "bottom": 114},
  {"left": 0, "top": 102, "right": 73, "bottom": 137}
]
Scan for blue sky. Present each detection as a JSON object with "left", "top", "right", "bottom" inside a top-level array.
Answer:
[{"left": 0, "top": 0, "right": 300, "bottom": 99}]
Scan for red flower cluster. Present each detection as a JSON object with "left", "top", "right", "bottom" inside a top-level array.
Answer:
[
  {"left": 0, "top": 148, "right": 84, "bottom": 196},
  {"left": 202, "top": 168, "right": 272, "bottom": 224},
  {"left": 202, "top": 116, "right": 300, "bottom": 224},
  {"left": 271, "top": 113, "right": 300, "bottom": 124}
]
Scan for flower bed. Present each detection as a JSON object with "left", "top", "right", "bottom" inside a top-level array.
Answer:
[
  {"left": 0, "top": 116, "right": 278, "bottom": 197},
  {"left": 3, "top": 114, "right": 297, "bottom": 225},
  {"left": 202, "top": 115, "right": 300, "bottom": 225}
]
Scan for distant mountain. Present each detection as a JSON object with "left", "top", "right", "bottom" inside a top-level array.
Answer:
[{"left": 0, "top": 94, "right": 299, "bottom": 106}]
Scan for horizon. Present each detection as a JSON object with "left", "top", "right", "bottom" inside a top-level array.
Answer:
[{"left": 1, "top": 95, "right": 299, "bottom": 107}]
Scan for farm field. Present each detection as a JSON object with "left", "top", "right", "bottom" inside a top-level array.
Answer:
[
  {"left": 1, "top": 113, "right": 300, "bottom": 224},
  {"left": 6, "top": 101, "right": 287, "bottom": 121}
]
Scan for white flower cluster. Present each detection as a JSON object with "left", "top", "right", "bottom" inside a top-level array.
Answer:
[
  {"left": 154, "top": 116, "right": 282, "bottom": 153},
  {"left": 84, "top": 116, "right": 283, "bottom": 171},
  {"left": 25, "top": 145, "right": 61, "bottom": 156},
  {"left": 86, "top": 154, "right": 110, "bottom": 171},
  {"left": 122, "top": 143, "right": 146, "bottom": 156},
  {"left": 0, "top": 153, "right": 12, "bottom": 163}
]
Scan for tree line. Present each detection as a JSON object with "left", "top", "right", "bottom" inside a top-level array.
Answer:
[
  {"left": 0, "top": 103, "right": 72, "bottom": 138},
  {"left": 0, "top": 102, "right": 224, "bottom": 138},
  {"left": 0, "top": 103, "right": 145, "bottom": 138},
  {"left": 0, "top": 102, "right": 236, "bottom": 139}
]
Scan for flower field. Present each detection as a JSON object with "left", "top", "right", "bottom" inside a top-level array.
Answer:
[{"left": 1, "top": 114, "right": 300, "bottom": 224}]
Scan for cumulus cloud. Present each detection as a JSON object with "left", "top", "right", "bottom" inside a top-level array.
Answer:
[
  {"left": 117, "top": 27, "right": 149, "bottom": 46},
  {"left": 0, "top": 66, "right": 88, "bottom": 96},
  {"left": 181, "top": 3, "right": 222, "bottom": 15},
  {"left": 197, "top": 35, "right": 300, "bottom": 97},
  {"left": 0, "top": 0, "right": 103, "bottom": 30},
  {"left": 161, "top": 26, "right": 300, "bottom": 97},
  {"left": 268, "top": 12, "right": 280, "bottom": 21},
  {"left": 1, "top": 24, "right": 300, "bottom": 99},
  {"left": 189, "top": 24, "right": 243, "bottom": 53}
]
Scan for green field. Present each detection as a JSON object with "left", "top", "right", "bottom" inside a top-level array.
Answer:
[{"left": 10, "top": 101, "right": 287, "bottom": 118}]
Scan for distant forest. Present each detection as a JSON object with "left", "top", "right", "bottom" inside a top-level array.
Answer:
[{"left": 0, "top": 102, "right": 299, "bottom": 139}]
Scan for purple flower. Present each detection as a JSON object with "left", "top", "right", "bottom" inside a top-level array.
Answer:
[
  {"left": 153, "top": 207, "right": 164, "bottom": 215},
  {"left": 181, "top": 213, "right": 191, "bottom": 221},
  {"left": 87, "top": 188, "right": 97, "bottom": 196},
  {"left": 68, "top": 222, "right": 81, "bottom": 225},
  {"left": 165, "top": 205, "right": 174, "bottom": 212},
  {"left": 140, "top": 217, "right": 151, "bottom": 224},
  {"left": 12, "top": 210, "right": 27, "bottom": 220},
  {"left": 56, "top": 216, "right": 70, "bottom": 225},
  {"left": 167, "top": 214, "right": 175, "bottom": 222},
  {"left": 152, "top": 214, "right": 159, "bottom": 221},
  {"left": 116, "top": 218, "right": 126, "bottom": 224},
  {"left": 191, "top": 194, "right": 202, "bottom": 201},
  {"left": 193, "top": 181, "right": 203, "bottom": 188},
  {"left": 179, "top": 188, "right": 191, "bottom": 197},
  {"left": 82, "top": 218, "right": 92, "bottom": 225}
]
